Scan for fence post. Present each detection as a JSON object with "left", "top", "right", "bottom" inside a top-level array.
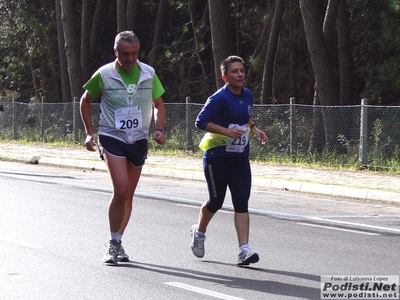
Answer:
[
  {"left": 359, "top": 98, "right": 368, "bottom": 167},
  {"left": 73, "top": 97, "right": 78, "bottom": 141},
  {"left": 13, "top": 95, "right": 18, "bottom": 140},
  {"left": 289, "top": 97, "right": 297, "bottom": 160},
  {"left": 41, "top": 96, "right": 44, "bottom": 141},
  {"left": 185, "top": 96, "right": 193, "bottom": 151},
  {"left": 13, "top": 95, "right": 17, "bottom": 140}
]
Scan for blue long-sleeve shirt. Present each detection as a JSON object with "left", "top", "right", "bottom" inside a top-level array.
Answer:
[{"left": 195, "top": 84, "right": 253, "bottom": 158}]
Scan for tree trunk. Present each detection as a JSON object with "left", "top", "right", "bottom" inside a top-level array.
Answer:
[
  {"left": 55, "top": 0, "right": 71, "bottom": 102},
  {"left": 309, "top": 87, "right": 325, "bottom": 154},
  {"left": 179, "top": 1, "right": 211, "bottom": 102},
  {"left": 90, "top": 0, "right": 105, "bottom": 60},
  {"left": 323, "top": 0, "right": 340, "bottom": 51},
  {"left": 337, "top": 0, "right": 354, "bottom": 105},
  {"left": 246, "top": 1, "right": 272, "bottom": 93},
  {"left": 81, "top": 0, "right": 94, "bottom": 82},
  {"left": 150, "top": 0, "right": 169, "bottom": 65},
  {"left": 60, "top": 0, "right": 84, "bottom": 101},
  {"left": 300, "top": 0, "right": 339, "bottom": 106},
  {"left": 246, "top": 20, "right": 269, "bottom": 96},
  {"left": 208, "top": 0, "right": 236, "bottom": 89},
  {"left": 322, "top": 0, "right": 340, "bottom": 95},
  {"left": 300, "top": 0, "right": 345, "bottom": 153},
  {"left": 261, "top": 0, "right": 285, "bottom": 104},
  {"left": 126, "top": 0, "right": 139, "bottom": 31},
  {"left": 117, "top": 0, "right": 127, "bottom": 32}
]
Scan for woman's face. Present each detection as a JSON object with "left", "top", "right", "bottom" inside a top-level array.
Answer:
[{"left": 223, "top": 62, "right": 246, "bottom": 91}]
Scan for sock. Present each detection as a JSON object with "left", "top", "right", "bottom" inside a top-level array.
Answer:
[
  {"left": 110, "top": 231, "right": 122, "bottom": 242},
  {"left": 239, "top": 243, "right": 249, "bottom": 250},
  {"left": 196, "top": 228, "right": 205, "bottom": 237}
]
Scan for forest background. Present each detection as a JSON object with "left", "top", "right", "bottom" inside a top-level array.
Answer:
[{"left": 0, "top": 0, "right": 399, "bottom": 107}]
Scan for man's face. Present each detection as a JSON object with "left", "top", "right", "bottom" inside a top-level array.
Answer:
[{"left": 114, "top": 40, "right": 139, "bottom": 72}]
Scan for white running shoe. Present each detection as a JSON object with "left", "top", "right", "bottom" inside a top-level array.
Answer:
[
  {"left": 103, "top": 240, "right": 118, "bottom": 264},
  {"left": 237, "top": 245, "right": 259, "bottom": 266},
  {"left": 116, "top": 241, "right": 130, "bottom": 262},
  {"left": 191, "top": 225, "right": 205, "bottom": 258}
]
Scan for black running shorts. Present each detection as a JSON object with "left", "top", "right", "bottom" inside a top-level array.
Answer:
[{"left": 98, "top": 135, "right": 148, "bottom": 167}]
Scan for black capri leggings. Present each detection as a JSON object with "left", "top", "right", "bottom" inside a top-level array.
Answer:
[{"left": 203, "top": 156, "right": 251, "bottom": 213}]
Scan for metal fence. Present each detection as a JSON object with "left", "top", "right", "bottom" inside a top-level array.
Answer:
[{"left": 0, "top": 100, "right": 399, "bottom": 170}]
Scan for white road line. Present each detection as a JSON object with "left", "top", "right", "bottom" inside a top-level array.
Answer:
[
  {"left": 308, "top": 217, "right": 400, "bottom": 234},
  {"left": 177, "top": 204, "right": 203, "bottom": 209},
  {"left": 297, "top": 223, "right": 380, "bottom": 235},
  {"left": 137, "top": 192, "right": 400, "bottom": 234},
  {"left": 165, "top": 282, "right": 246, "bottom": 300},
  {"left": 177, "top": 204, "right": 233, "bottom": 213},
  {"left": 0, "top": 236, "right": 42, "bottom": 249}
]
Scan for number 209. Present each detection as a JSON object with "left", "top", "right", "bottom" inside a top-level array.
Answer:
[{"left": 120, "top": 119, "right": 139, "bottom": 129}]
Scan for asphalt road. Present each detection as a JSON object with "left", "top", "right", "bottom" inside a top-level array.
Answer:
[{"left": 0, "top": 161, "right": 399, "bottom": 300}]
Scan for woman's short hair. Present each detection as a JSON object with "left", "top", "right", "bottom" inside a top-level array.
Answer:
[{"left": 220, "top": 56, "right": 245, "bottom": 76}]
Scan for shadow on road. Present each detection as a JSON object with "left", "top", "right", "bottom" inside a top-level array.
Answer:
[{"left": 115, "top": 260, "right": 319, "bottom": 299}]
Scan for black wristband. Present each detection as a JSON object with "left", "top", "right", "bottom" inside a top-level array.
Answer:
[
  {"left": 250, "top": 124, "right": 257, "bottom": 130},
  {"left": 155, "top": 129, "right": 163, "bottom": 133}
]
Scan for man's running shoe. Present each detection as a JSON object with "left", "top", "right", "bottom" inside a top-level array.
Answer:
[
  {"left": 190, "top": 225, "right": 205, "bottom": 258},
  {"left": 103, "top": 240, "right": 118, "bottom": 264},
  {"left": 237, "top": 245, "right": 259, "bottom": 266},
  {"left": 116, "top": 241, "right": 130, "bottom": 262}
]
